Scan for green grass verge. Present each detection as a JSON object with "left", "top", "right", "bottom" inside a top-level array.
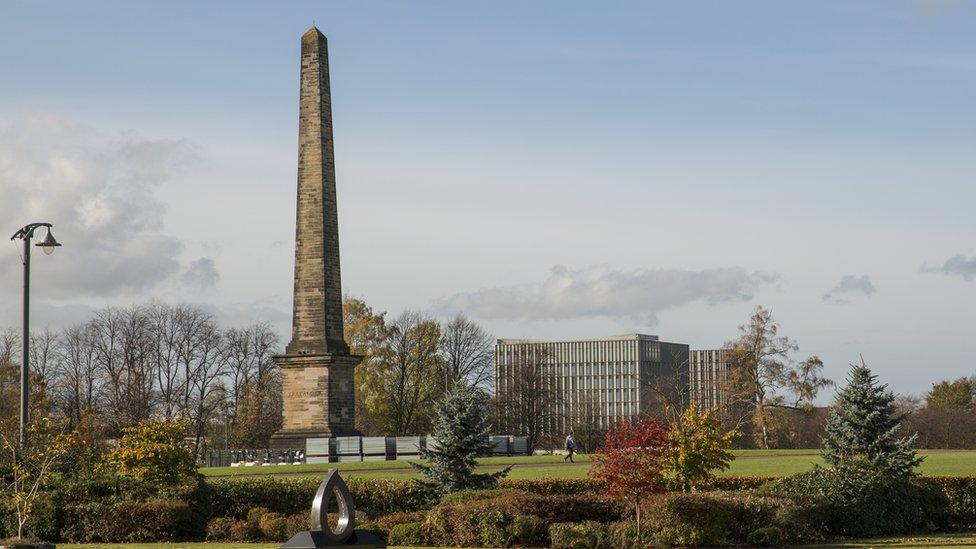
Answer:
[
  {"left": 802, "top": 532, "right": 976, "bottom": 547},
  {"left": 199, "top": 449, "right": 976, "bottom": 479}
]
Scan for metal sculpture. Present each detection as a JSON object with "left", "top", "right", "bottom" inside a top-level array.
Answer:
[
  {"left": 281, "top": 469, "right": 385, "bottom": 548},
  {"left": 311, "top": 469, "right": 356, "bottom": 542}
]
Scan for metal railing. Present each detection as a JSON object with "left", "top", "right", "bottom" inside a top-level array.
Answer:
[{"left": 200, "top": 434, "right": 530, "bottom": 468}]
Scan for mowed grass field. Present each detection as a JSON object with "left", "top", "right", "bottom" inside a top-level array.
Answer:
[{"left": 199, "top": 449, "right": 976, "bottom": 479}]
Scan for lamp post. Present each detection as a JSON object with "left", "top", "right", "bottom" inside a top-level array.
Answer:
[{"left": 10, "top": 222, "right": 61, "bottom": 445}]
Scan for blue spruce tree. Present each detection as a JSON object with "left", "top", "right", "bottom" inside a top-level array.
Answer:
[
  {"left": 822, "top": 361, "right": 922, "bottom": 476},
  {"left": 413, "top": 384, "right": 510, "bottom": 493}
]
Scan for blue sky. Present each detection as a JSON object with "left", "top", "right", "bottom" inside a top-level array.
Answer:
[{"left": 1, "top": 1, "right": 975, "bottom": 396}]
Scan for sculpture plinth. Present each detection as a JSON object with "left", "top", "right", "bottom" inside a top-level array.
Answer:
[{"left": 271, "top": 27, "right": 360, "bottom": 450}]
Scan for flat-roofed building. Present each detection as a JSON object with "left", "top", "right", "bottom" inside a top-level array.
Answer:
[
  {"left": 689, "top": 349, "right": 730, "bottom": 410},
  {"left": 493, "top": 334, "right": 689, "bottom": 433}
]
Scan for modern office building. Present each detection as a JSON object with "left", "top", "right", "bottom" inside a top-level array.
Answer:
[
  {"left": 688, "top": 349, "right": 730, "bottom": 409},
  {"left": 493, "top": 334, "right": 689, "bottom": 432}
]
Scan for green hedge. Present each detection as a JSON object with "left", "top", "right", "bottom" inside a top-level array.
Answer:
[
  {"left": 764, "top": 464, "right": 950, "bottom": 537},
  {"left": 645, "top": 491, "right": 829, "bottom": 546},
  {"left": 207, "top": 477, "right": 431, "bottom": 519},
  {"left": 1, "top": 472, "right": 210, "bottom": 542},
  {"left": 928, "top": 476, "right": 976, "bottom": 525},
  {"left": 59, "top": 499, "right": 195, "bottom": 543}
]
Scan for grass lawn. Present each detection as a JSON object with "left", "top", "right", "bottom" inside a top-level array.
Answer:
[
  {"left": 199, "top": 449, "right": 976, "bottom": 480},
  {"left": 803, "top": 532, "right": 976, "bottom": 547}
]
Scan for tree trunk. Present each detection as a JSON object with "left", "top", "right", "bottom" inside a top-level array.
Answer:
[{"left": 635, "top": 495, "right": 641, "bottom": 539}]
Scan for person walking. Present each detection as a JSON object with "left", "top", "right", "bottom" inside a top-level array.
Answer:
[{"left": 564, "top": 432, "right": 578, "bottom": 463}]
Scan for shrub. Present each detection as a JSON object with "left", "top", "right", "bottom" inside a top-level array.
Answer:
[
  {"left": 605, "top": 521, "right": 644, "bottom": 549},
  {"left": 510, "top": 514, "right": 546, "bottom": 546},
  {"left": 258, "top": 512, "right": 288, "bottom": 541},
  {"left": 206, "top": 517, "right": 235, "bottom": 541},
  {"left": 495, "top": 476, "right": 775, "bottom": 496},
  {"left": 285, "top": 512, "right": 308, "bottom": 538},
  {"left": 665, "top": 406, "right": 735, "bottom": 492},
  {"left": 548, "top": 521, "right": 605, "bottom": 549},
  {"left": 644, "top": 491, "right": 827, "bottom": 546},
  {"left": 747, "top": 526, "right": 784, "bottom": 546},
  {"left": 66, "top": 499, "right": 194, "bottom": 542},
  {"left": 207, "top": 476, "right": 430, "bottom": 518},
  {"left": 373, "top": 511, "right": 427, "bottom": 538},
  {"left": 246, "top": 506, "right": 271, "bottom": 525},
  {"left": 387, "top": 522, "right": 423, "bottom": 546},
  {"left": 106, "top": 420, "right": 196, "bottom": 485},
  {"left": 477, "top": 492, "right": 624, "bottom": 524},
  {"left": 228, "top": 519, "right": 260, "bottom": 542},
  {"left": 357, "top": 521, "right": 384, "bottom": 541},
  {"left": 929, "top": 476, "right": 976, "bottom": 526},
  {"left": 765, "top": 463, "right": 950, "bottom": 537},
  {"left": 439, "top": 488, "right": 521, "bottom": 505}
]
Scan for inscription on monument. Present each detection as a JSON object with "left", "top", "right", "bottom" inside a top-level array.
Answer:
[{"left": 287, "top": 390, "right": 325, "bottom": 399}]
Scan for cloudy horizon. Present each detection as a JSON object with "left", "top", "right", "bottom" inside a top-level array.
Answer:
[{"left": 2, "top": 1, "right": 975, "bottom": 397}]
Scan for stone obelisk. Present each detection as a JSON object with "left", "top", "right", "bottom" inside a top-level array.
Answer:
[{"left": 271, "top": 27, "right": 362, "bottom": 449}]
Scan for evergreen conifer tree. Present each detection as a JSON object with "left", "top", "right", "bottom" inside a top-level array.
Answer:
[
  {"left": 413, "top": 384, "right": 510, "bottom": 493},
  {"left": 822, "top": 361, "right": 922, "bottom": 476}
]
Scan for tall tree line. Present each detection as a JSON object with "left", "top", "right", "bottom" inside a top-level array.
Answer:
[
  {"left": 0, "top": 303, "right": 281, "bottom": 450},
  {"left": 343, "top": 297, "right": 495, "bottom": 437}
]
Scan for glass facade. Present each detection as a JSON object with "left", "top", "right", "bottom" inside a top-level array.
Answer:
[
  {"left": 494, "top": 334, "right": 689, "bottom": 432},
  {"left": 688, "top": 349, "right": 729, "bottom": 409}
]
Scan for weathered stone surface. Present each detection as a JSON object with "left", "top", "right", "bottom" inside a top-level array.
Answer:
[
  {"left": 272, "top": 28, "right": 361, "bottom": 449},
  {"left": 287, "top": 27, "right": 348, "bottom": 357}
]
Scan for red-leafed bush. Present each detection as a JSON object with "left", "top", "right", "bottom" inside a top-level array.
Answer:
[{"left": 590, "top": 418, "right": 669, "bottom": 537}]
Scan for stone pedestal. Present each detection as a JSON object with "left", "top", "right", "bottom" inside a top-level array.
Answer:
[{"left": 270, "top": 353, "right": 363, "bottom": 450}]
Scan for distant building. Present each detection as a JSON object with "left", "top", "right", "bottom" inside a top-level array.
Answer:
[
  {"left": 688, "top": 349, "right": 730, "bottom": 410},
  {"left": 493, "top": 334, "right": 689, "bottom": 433}
]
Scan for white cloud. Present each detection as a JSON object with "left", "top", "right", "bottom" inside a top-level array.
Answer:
[
  {"left": 923, "top": 254, "right": 976, "bottom": 281},
  {"left": 434, "top": 264, "right": 778, "bottom": 325},
  {"left": 0, "top": 113, "right": 204, "bottom": 299},
  {"left": 181, "top": 257, "right": 220, "bottom": 290},
  {"left": 822, "top": 274, "right": 877, "bottom": 304}
]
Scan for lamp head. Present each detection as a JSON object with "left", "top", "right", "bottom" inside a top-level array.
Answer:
[{"left": 35, "top": 228, "right": 61, "bottom": 255}]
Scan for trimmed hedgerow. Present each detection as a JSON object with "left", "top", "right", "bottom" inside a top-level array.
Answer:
[
  {"left": 548, "top": 521, "right": 607, "bottom": 549},
  {"left": 644, "top": 491, "right": 829, "bottom": 546},
  {"left": 387, "top": 522, "right": 423, "bottom": 546},
  {"left": 59, "top": 499, "right": 194, "bottom": 543},
  {"left": 207, "top": 477, "right": 431, "bottom": 518},
  {"left": 928, "top": 476, "right": 976, "bottom": 525},
  {"left": 763, "top": 463, "right": 950, "bottom": 537},
  {"left": 372, "top": 511, "right": 428, "bottom": 539},
  {"left": 419, "top": 492, "right": 623, "bottom": 547}
]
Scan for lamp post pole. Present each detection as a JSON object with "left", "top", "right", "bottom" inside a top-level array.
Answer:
[
  {"left": 10, "top": 222, "right": 61, "bottom": 446},
  {"left": 21, "top": 232, "right": 30, "bottom": 446}
]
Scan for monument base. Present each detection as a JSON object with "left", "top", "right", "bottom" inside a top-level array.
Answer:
[
  {"left": 269, "top": 428, "right": 360, "bottom": 451},
  {"left": 271, "top": 353, "right": 363, "bottom": 451},
  {"left": 281, "top": 530, "right": 385, "bottom": 548}
]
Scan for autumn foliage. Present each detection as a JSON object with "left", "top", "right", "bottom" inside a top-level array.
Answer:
[{"left": 590, "top": 418, "right": 669, "bottom": 533}]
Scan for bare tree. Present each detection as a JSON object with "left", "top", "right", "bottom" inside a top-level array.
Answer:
[
  {"left": 493, "top": 348, "right": 562, "bottom": 452},
  {"left": 56, "top": 323, "right": 101, "bottom": 425},
  {"left": 439, "top": 314, "right": 494, "bottom": 392},
  {"left": 0, "top": 328, "right": 19, "bottom": 367},
  {"left": 187, "top": 320, "right": 227, "bottom": 452},
  {"left": 146, "top": 303, "right": 187, "bottom": 421},
  {"left": 28, "top": 328, "right": 59, "bottom": 382}
]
